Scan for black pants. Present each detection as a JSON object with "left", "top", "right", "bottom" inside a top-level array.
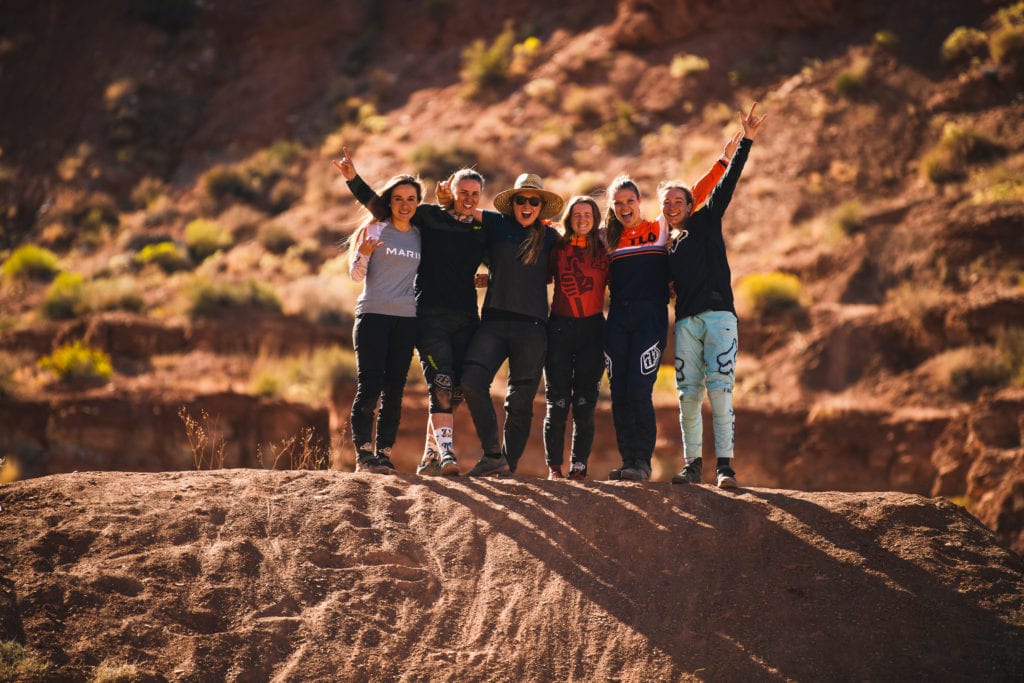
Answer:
[
  {"left": 460, "top": 317, "right": 547, "bottom": 469},
  {"left": 543, "top": 314, "right": 605, "bottom": 467},
  {"left": 604, "top": 300, "right": 667, "bottom": 467},
  {"left": 351, "top": 313, "right": 417, "bottom": 451},
  {"left": 416, "top": 308, "right": 478, "bottom": 414}
]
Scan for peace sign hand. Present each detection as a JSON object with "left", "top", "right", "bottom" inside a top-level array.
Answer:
[{"left": 332, "top": 146, "right": 357, "bottom": 180}]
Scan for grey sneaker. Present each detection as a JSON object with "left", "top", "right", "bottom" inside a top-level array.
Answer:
[
  {"left": 417, "top": 448, "right": 442, "bottom": 476},
  {"left": 716, "top": 465, "right": 738, "bottom": 489},
  {"left": 466, "top": 453, "right": 510, "bottom": 477},
  {"left": 439, "top": 452, "right": 460, "bottom": 476},
  {"left": 672, "top": 459, "right": 702, "bottom": 485},
  {"left": 619, "top": 462, "right": 651, "bottom": 482}
]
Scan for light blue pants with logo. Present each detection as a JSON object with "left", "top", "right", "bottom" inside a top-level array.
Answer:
[{"left": 674, "top": 310, "right": 738, "bottom": 462}]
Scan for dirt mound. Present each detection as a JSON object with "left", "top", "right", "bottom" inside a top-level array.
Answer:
[{"left": 1, "top": 471, "right": 1022, "bottom": 681}]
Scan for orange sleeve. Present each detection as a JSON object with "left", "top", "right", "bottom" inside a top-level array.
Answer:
[{"left": 690, "top": 157, "right": 729, "bottom": 209}]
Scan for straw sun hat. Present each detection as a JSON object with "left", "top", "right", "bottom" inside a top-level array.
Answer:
[{"left": 492, "top": 173, "right": 565, "bottom": 221}]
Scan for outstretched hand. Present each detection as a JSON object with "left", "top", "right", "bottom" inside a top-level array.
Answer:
[
  {"left": 332, "top": 146, "right": 357, "bottom": 180},
  {"left": 357, "top": 230, "right": 384, "bottom": 256},
  {"left": 740, "top": 102, "right": 767, "bottom": 140}
]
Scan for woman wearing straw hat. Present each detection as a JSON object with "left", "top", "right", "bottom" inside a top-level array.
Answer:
[{"left": 457, "top": 173, "right": 564, "bottom": 477}]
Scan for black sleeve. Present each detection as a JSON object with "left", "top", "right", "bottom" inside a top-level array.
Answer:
[
  {"left": 346, "top": 175, "right": 386, "bottom": 220},
  {"left": 704, "top": 138, "right": 752, "bottom": 220}
]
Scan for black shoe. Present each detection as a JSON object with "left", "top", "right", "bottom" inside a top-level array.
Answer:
[
  {"left": 672, "top": 459, "right": 702, "bottom": 485},
  {"left": 355, "top": 449, "right": 378, "bottom": 473},
  {"left": 466, "top": 453, "right": 510, "bottom": 477},
  {"left": 568, "top": 462, "right": 587, "bottom": 481},
  {"left": 716, "top": 465, "right": 738, "bottom": 489},
  {"left": 619, "top": 462, "right": 651, "bottom": 482}
]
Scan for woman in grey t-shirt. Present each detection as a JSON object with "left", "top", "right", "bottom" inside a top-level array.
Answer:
[{"left": 348, "top": 174, "right": 422, "bottom": 473}]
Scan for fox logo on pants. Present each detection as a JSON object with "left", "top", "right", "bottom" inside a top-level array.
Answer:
[{"left": 640, "top": 343, "right": 661, "bottom": 375}]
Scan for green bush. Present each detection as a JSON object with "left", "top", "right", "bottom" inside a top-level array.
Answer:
[
  {"left": 874, "top": 30, "right": 899, "bottom": 47},
  {"left": 250, "top": 345, "right": 357, "bottom": 404},
  {"left": 921, "top": 123, "right": 999, "bottom": 184},
  {"left": 184, "top": 218, "right": 232, "bottom": 261},
  {"left": 833, "top": 69, "right": 867, "bottom": 97},
  {"left": 460, "top": 20, "right": 516, "bottom": 96},
  {"left": 939, "top": 346, "right": 1012, "bottom": 397},
  {"left": 200, "top": 141, "right": 305, "bottom": 214},
  {"left": 135, "top": 240, "right": 191, "bottom": 273},
  {"left": 131, "top": 176, "right": 169, "bottom": 209},
  {"left": 596, "top": 101, "right": 638, "bottom": 152},
  {"left": 736, "top": 271, "right": 803, "bottom": 316},
  {"left": 990, "top": 23, "right": 1024, "bottom": 64},
  {"left": 38, "top": 340, "right": 113, "bottom": 385},
  {"left": 80, "top": 276, "right": 145, "bottom": 314},
  {"left": 186, "top": 277, "right": 282, "bottom": 318},
  {"left": 834, "top": 200, "right": 862, "bottom": 235},
  {"left": 410, "top": 143, "right": 477, "bottom": 182},
  {"left": 2, "top": 244, "right": 60, "bottom": 281},
  {"left": 941, "top": 26, "right": 989, "bottom": 64},
  {"left": 41, "top": 271, "right": 84, "bottom": 319}
]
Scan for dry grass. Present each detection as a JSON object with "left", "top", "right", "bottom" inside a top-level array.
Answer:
[{"left": 178, "top": 406, "right": 227, "bottom": 470}]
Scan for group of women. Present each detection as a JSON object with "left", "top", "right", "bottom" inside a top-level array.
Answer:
[{"left": 332, "top": 103, "right": 766, "bottom": 487}]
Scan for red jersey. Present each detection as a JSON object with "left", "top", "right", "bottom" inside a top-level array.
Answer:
[{"left": 549, "top": 236, "right": 609, "bottom": 318}]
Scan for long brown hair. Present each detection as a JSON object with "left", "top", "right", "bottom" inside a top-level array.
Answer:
[
  {"left": 347, "top": 175, "right": 422, "bottom": 268},
  {"left": 604, "top": 175, "right": 641, "bottom": 251},
  {"left": 559, "top": 195, "right": 604, "bottom": 260},
  {"left": 516, "top": 216, "right": 547, "bottom": 265}
]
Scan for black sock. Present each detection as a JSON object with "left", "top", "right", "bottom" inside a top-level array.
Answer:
[{"left": 717, "top": 457, "right": 732, "bottom": 469}]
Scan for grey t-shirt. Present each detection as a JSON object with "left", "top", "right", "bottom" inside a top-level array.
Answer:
[{"left": 351, "top": 221, "right": 421, "bottom": 317}]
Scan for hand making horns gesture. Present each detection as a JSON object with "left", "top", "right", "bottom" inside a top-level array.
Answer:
[
  {"left": 740, "top": 102, "right": 767, "bottom": 140},
  {"left": 332, "top": 146, "right": 357, "bottom": 180}
]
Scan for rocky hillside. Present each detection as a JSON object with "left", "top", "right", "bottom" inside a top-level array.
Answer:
[{"left": 1, "top": 0, "right": 1023, "bottom": 551}]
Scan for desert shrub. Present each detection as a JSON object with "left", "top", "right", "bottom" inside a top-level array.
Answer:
[
  {"left": 736, "top": 271, "right": 803, "bottom": 316},
  {"left": 80, "top": 277, "right": 145, "bottom": 314},
  {"left": 259, "top": 222, "right": 296, "bottom": 254},
  {"left": 997, "top": 327, "right": 1024, "bottom": 386},
  {"left": 0, "top": 640, "right": 64, "bottom": 681},
  {"left": 178, "top": 406, "right": 226, "bottom": 470},
  {"left": 834, "top": 200, "right": 862, "bottom": 234},
  {"left": 131, "top": 176, "right": 169, "bottom": 210},
  {"left": 186, "top": 277, "right": 282, "bottom": 318},
  {"left": 935, "top": 346, "right": 1012, "bottom": 397},
  {"left": 202, "top": 164, "right": 251, "bottom": 203},
  {"left": 524, "top": 77, "right": 557, "bottom": 104},
  {"left": 0, "top": 352, "right": 20, "bottom": 399},
  {"left": 670, "top": 53, "right": 710, "bottom": 79},
  {"left": 990, "top": 23, "right": 1024, "bottom": 64},
  {"left": 201, "top": 141, "right": 306, "bottom": 214},
  {"left": 38, "top": 340, "right": 113, "bottom": 384},
  {"left": 921, "top": 123, "right": 999, "bottom": 184},
  {"left": 562, "top": 85, "right": 605, "bottom": 124},
  {"left": 410, "top": 143, "right": 477, "bottom": 182},
  {"left": 833, "top": 68, "right": 868, "bottom": 97},
  {"left": 941, "top": 27, "right": 989, "bottom": 64},
  {"left": 73, "top": 193, "right": 119, "bottom": 235},
  {"left": 460, "top": 20, "right": 516, "bottom": 96},
  {"left": 251, "top": 345, "right": 358, "bottom": 404},
  {"left": 184, "top": 218, "right": 231, "bottom": 261},
  {"left": 258, "top": 426, "right": 332, "bottom": 470},
  {"left": 135, "top": 240, "right": 191, "bottom": 273},
  {"left": 596, "top": 101, "right": 638, "bottom": 152},
  {"left": 41, "top": 271, "right": 84, "bottom": 319},
  {"left": 92, "top": 659, "right": 140, "bottom": 683},
  {"left": 2, "top": 244, "right": 60, "bottom": 281},
  {"left": 874, "top": 30, "right": 899, "bottom": 47}
]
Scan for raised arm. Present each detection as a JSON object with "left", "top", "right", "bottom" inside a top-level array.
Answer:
[
  {"left": 690, "top": 131, "right": 743, "bottom": 208},
  {"left": 333, "top": 146, "right": 388, "bottom": 221},
  {"left": 703, "top": 102, "right": 766, "bottom": 219}
]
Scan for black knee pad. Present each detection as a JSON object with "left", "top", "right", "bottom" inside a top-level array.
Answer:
[{"left": 432, "top": 372, "right": 454, "bottom": 411}]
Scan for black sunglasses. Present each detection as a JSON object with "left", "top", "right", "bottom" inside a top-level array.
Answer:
[{"left": 513, "top": 196, "right": 543, "bottom": 207}]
